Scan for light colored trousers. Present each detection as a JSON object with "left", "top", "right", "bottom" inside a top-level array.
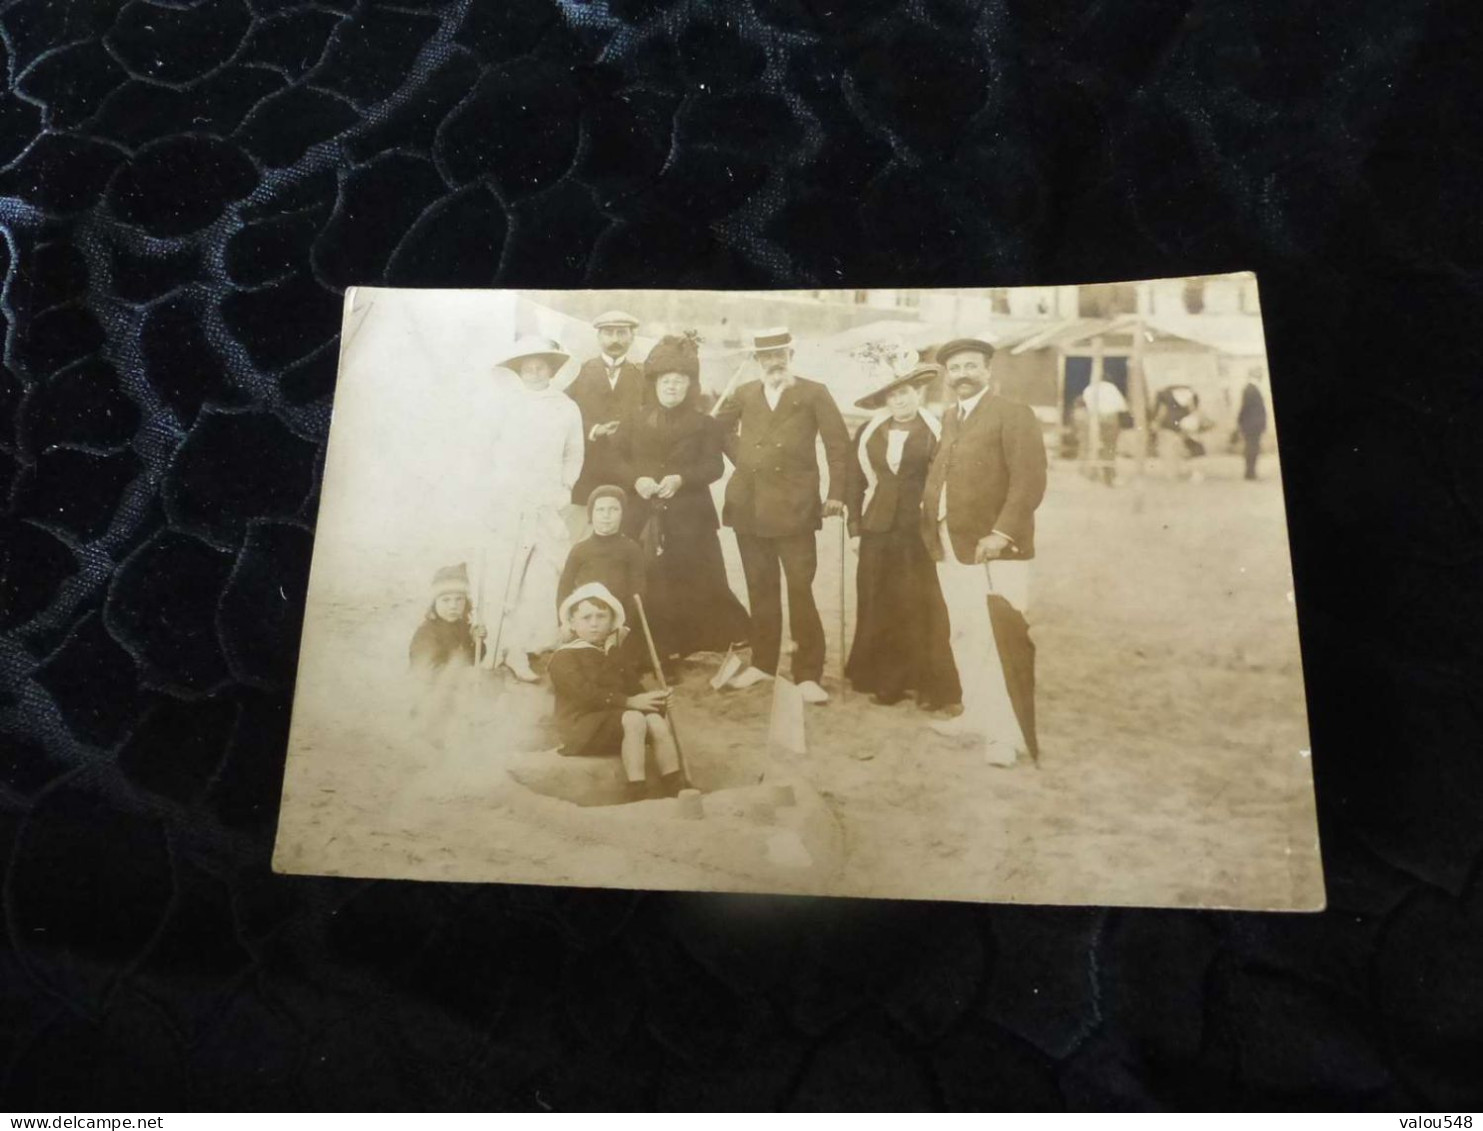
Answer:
[{"left": 936, "top": 521, "right": 1031, "bottom": 760}]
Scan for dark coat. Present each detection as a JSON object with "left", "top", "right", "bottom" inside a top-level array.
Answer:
[
  {"left": 715, "top": 377, "right": 851, "bottom": 538},
  {"left": 565, "top": 357, "right": 647, "bottom": 503},
  {"left": 1237, "top": 382, "right": 1268, "bottom": 436},
  {"left": 612, "top": 402, "right": 727, "bottom": 536},
  {"left": 921, "top": 394, "right": 1047, "bottom": 564},
  {"left": 845, "top": 416, "right": 938, "bottom": 536},
  {"left": 408, "top": 616, "right": 474, "bottom": 672},
  {"left": 557, "top": 532, "right": 647, "bottom": 616},
  {"left": 546, "top": 641, "right": 642, "bottom": 755}
]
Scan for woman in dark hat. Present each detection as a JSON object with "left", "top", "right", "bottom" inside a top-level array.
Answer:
[
  {"left": 844, "top": 363, "right": 961, "bottom": 709},
  {"left": 612, "top": 333, "right": 750, "bottom": 666}
]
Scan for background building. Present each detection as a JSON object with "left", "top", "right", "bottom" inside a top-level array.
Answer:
[{"left": 518, "top": 275, "right": 1268, "bottom": 434}]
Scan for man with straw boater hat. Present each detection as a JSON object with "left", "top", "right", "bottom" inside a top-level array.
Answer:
[
  {"left": 565, "top": 309, "right": 645, "bottom": 506},
  {"left": 920, "top": 337, "right": 1047, "bottom": 765},
  {"left": 714, "top": 327, "right": 851, "bottom": 704}
]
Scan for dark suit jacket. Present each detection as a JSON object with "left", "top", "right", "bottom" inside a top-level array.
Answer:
[
  {"left": 844, "top": 415, "right": 938, "bottom": 536},
  {"left": 716, "top": 377, "right": 850, "bottom": 538},
  {"left": 565, "top": 357, "right": 647, "bottom": 503},
  {"left": 921, "top": 394, "right": 1047, "bottom": 563}
]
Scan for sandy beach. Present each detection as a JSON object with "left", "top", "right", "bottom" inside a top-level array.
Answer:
[{"left": 274, "top": 452, "right": 1322, "bottom": 910}]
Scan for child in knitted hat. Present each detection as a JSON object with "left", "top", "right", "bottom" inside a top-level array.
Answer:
[
  {"left": 409, "top": 563, "right": 480, "bottom": 675},
  {"left": 547, "top": 582, "right": 683, "bottom": 799},
  {"left": 557, "top": 485, "right": 647, "bottom": 646},
  {"left": 406, "top": 563, "right": 485, "bottom": 739}
]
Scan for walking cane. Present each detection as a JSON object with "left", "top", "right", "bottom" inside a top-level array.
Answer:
[
  {"left": 632, "top": 593, "right": 691, "bottom": 788},
  {"left": 488, "top": 522, "right": 536, "bottom": 674},
  {"left": 472, "top": 548, "right": 487, "bottom": 670},
  {"left": 837, "top": 513, "right": 849, "bottom": 701}
]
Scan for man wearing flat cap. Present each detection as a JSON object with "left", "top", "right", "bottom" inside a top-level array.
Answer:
[
  {"left": 566, "top": 310, "right": 646, "bottom": 505},
  {"left": 715, "top": 327, "right": 851, "bottom": 704},
  {"left": 921, "top": 337, "right": 1048, "bottom": 764}
]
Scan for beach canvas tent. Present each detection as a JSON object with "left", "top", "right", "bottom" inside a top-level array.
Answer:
[{"left": 1007, "top": 312, "right": 1269, "bottom": 430}]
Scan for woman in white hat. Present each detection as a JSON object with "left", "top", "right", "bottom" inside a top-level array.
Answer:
[{"left": 472, "top": 336, "right": 585, "bottom": 682}]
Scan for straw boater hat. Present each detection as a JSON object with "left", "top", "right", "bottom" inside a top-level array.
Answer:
[
  {"left": 934, "top": 337, "right": 996, "bottom": 367},
  {"left": 558, "top": 581, "right": 626, "bottom": 634},
  {"left": 855, "top": 362, "right": 941, "bottom": 411},
  {"left": 592, "top": 310, "right": 639, "bottom": 329},
  {"left": 750, "top": 327, "right": 793, "bottom": 352},
  {"left": 495, "top": 335, "right": 570, "bottom": 372}
]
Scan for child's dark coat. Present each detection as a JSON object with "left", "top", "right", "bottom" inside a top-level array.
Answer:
[
  {"left": 408, "top": 615, "right": 475, "bottom": 673},
  {"left": 546, "top": 641, "right": 642, "bottom": 756}
]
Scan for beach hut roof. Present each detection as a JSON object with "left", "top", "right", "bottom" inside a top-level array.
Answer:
[{"left": 1006, "top": 313, "right": 1266, "bottom": 357}]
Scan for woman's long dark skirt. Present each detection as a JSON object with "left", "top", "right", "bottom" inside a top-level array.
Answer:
[
  {"left": 645, "top": 509, "right": 751, "bottom": 660},
  {"left": 846, "top": 525, "right": 961, "bottom": 706}
]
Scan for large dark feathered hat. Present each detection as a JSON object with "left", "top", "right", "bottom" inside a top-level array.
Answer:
[{"left": 644, "top": 333, "right": 700, "bottom": 381}]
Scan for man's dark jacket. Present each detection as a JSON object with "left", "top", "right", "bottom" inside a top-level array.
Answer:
[
  {"left": 565, "top": 357, "right": 647, "bottom": 504},
  {"left": 716, "top": 377, "right": 850, "bottom": 538},
  {"left": 920, "top": 393, "right": 1048, "bottom": 563}
]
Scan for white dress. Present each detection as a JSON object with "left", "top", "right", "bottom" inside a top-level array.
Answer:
[{"left": 470, "top": 383, "right": 585, "bottom": 664}]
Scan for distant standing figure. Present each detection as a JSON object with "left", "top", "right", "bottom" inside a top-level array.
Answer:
[
  {"left": 714, "top": 327, "right": 851, "bottom": 705},
  {"left": 843, "top": 363, "right": 961, "bottom": 710},
  {"left": 1237, "top": 371, "right": 1269, "bottom": 481},
  {"left": 565, "top": 310, "right": 647, "bottom": 505},
  {"left": 612, "top": 332, "right": 750, "bottom": 666},
  {"left": 475, "top": 337, "right": 585, "bottom": 683},
  {"left": 1081, "top": 378, "right": 1129, "bottom": 486}
]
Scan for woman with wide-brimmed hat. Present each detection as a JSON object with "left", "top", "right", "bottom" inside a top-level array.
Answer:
[
  {"left": 611, "top": 332, "right": 750, "bottom": 669},
  {"left": 843, "top": 362, "right": 961, "bottom": 709},
  {"left": 472, "top": 335, "right": 585, "bottom": 682}
]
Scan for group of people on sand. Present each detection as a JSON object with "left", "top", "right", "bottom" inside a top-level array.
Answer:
[{"left": 408, "top": 310, "right": 1049, "bottom": 792}]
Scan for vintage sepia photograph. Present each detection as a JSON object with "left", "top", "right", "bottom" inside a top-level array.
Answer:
[{"left": 273, "top": 278, "right": 1322, "bottom": 909}]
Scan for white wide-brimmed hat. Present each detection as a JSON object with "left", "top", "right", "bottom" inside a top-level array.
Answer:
[{"left": 496, "top": 336, "right": 571, "bottom": 373}]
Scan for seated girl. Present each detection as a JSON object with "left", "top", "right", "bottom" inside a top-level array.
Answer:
[
  {"left": 408, "top": 563, "right": 484, "bottom": 737},
  {"left": 409, "top": 563, "right": 477, "bottom": 676},
  {"left": 546, "top": 582, "right": 683, "bottom": 799}
]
